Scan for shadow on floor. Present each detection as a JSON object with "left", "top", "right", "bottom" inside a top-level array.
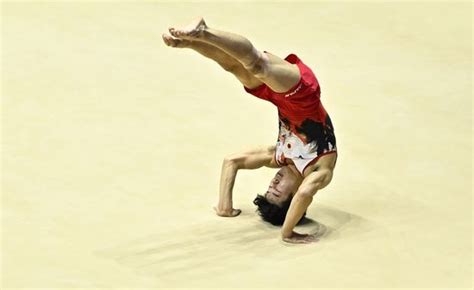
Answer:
[{"left": 95, "top": 204, "right": 374, "bottom": 280}]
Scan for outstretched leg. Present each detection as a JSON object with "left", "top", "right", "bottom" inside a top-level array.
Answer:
[
  {"left": 169, "top": 17, "right": 301, "bottom": 93},
  {"left": 162, "top": 33, "right": 263, "bottom": 89}
]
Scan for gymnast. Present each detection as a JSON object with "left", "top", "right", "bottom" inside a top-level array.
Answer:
[{"left": 163, "top": 17, "right": 337, "bottom": 244}]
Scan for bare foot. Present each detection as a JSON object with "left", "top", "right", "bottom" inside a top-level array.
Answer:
[
  {"left": 162, "top": 33, "right": 190, "bottom": 48},
  {"left": 169, "top": 17, "right": 207, "bottom": 40}
]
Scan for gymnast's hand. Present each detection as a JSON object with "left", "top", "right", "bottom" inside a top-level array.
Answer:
[
  {"left": 213, "top": 206, "right": 242, "bottom": 217},
  {"left": 282, "top": 231, "right": 318, "bottom": 244}
]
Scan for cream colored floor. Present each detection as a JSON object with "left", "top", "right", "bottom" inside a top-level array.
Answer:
[{"left": 2, "top": 1, "right": 472, "bottom": 289}]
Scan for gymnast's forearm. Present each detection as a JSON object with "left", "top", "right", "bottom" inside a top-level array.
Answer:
[
  {"left": 281, "top": 170, "right": 330, "bottom": 238},
  {"left": 281, "top": 193, "right": 313, "bottom": 238},
  {"left": 217, "top": 147, "right": 273, "bottom": 211},
  {"left": 217, "top": 158, "right": 239, "bottom": 211}
]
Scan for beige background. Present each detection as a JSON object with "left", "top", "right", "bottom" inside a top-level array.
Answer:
[{"left": 2, "top": 1, "right": 472, "bottom": 289}]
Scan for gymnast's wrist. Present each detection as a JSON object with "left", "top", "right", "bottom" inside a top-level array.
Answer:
[
  {"left": 217, "top": 202, "right": 232, "bottom": 212},
  {"left": 281, "top": 228, "right": 293, "bottom": 239}
]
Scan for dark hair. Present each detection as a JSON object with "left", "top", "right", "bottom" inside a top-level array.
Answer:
[{"left": 253, "top": 194, "right": 306, "bottom": 226}]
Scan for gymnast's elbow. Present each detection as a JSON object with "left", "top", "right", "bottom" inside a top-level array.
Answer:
[
  {"left": 294, "top": 183, "right": 321, "bottom": 200},
  {"left": 223, "top": 154, "right": 242, "bottom": 170}
]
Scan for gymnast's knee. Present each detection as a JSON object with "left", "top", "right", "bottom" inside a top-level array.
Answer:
[{"left": 243, "top": 50, "right": 269, "bottom": 79}]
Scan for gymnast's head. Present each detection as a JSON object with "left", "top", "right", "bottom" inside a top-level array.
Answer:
[{"left": 253, "top": 166, "right": 305, "bottom": 226}]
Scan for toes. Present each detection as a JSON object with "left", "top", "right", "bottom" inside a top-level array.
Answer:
[
  {"left": 161, "top": 34, "right": 171, "bottom": 45},
  {"left": 168, "top": 26, "right": 196, "bottom": 39},
  {"left": 168, "top": 27, "right": 177, "bottom": 37},
  {"left": 162, "top": 36, "right": 176, "bottom": 47},
  {"left": 170, "top": 28, "right": 185, "bottom": 38},
  {"left": 162, "top": 33, "right": 184, "bottom": 47}
]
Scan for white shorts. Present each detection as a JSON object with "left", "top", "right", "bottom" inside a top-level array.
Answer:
[{"left": 275, "top": 122, "right": 337, "bottom": 175}]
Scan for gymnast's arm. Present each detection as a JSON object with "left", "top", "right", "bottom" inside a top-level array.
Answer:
[
  {"left": 281, "top": 168, "right": 333, "bottom": 243},
  {"left": 214, "top": 145, "right": 279, "bottom": 217}
]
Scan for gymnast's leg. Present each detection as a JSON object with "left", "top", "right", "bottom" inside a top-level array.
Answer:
[
  {"left": 162, "top": 33, "right": 263, "bottom": 89},
  {"left": 168, "top": 17, "right": 301, "bottom": 93}
]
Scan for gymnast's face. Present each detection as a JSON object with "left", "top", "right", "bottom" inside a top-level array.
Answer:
[{"left": 265, "top": 166, "right": 303, "bottom": 206}]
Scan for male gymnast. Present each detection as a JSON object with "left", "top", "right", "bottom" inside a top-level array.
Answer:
[{"left": 163, "top": 17, "right": 337, "bottom": 244}]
